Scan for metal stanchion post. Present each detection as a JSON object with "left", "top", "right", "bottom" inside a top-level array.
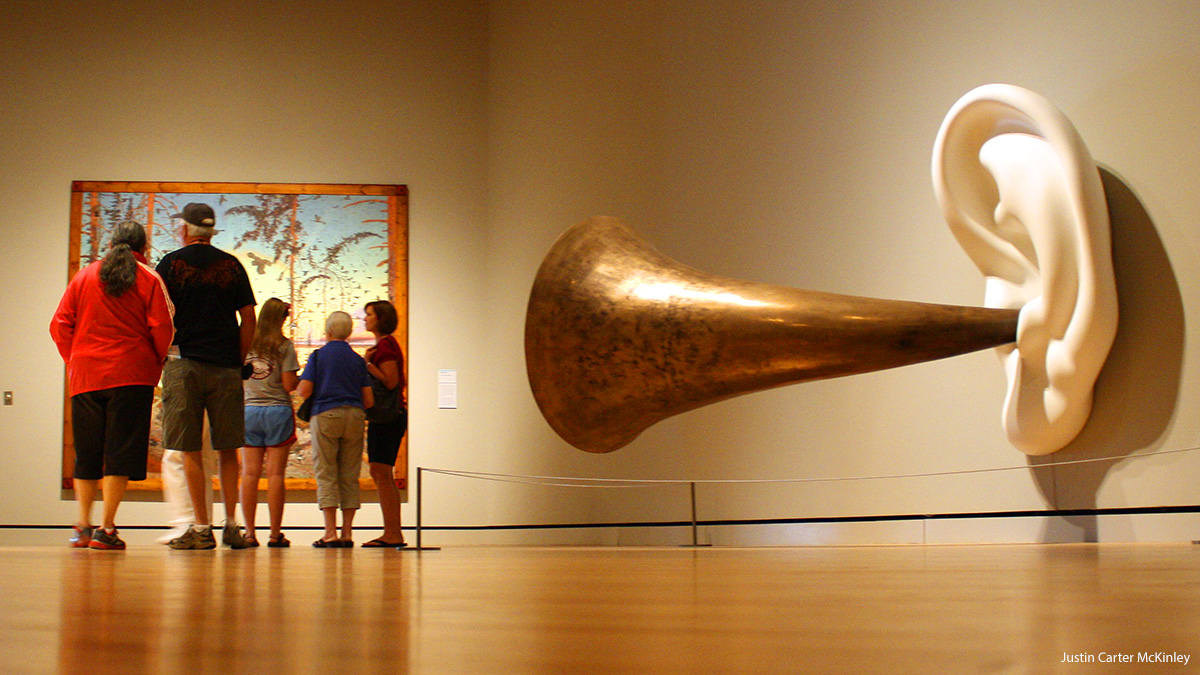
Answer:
[
  {"left": 683, "top": 481, "right": 711, "bottom": 547},
  {"left": 691, "top": 480, "right": 700, "bottom": 542},
  {"left": 407, "top": 466, "right": 439, "bottom": 551}
]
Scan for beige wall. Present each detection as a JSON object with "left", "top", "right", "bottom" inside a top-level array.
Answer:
[
  {"left": 480, "top": 0, "right": 1200, "bottom": 544},
  {"left": 0, "top": 0, "right": 491, "bottom": 533},
  {"left": 4, "top": 1, "right": 1199, "bottom": 543}
]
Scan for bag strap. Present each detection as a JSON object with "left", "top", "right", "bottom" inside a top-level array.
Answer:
[
  {"left": 372, "top": 335, "right": 403, "bottom": 391},
  {"left": 305, "top": 346, "right": 319, "bottom": 395}
]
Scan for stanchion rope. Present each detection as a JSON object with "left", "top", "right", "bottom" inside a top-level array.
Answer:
[{"left": 420, "top": 445, "right": 1200, "bottom": 489}]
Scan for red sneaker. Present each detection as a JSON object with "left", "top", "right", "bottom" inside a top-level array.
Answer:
[
  {"left": 88, "top": 527, "right": 126, "bottom": 550},
  {"left": 69, "top": 525, "right": 93, "bottom": 548}
]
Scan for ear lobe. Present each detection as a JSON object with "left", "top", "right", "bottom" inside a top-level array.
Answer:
[{"left": 932, "top": 84, "right": 1118, "bottom": 455}]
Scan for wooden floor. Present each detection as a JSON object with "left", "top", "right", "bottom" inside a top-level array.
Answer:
[{"left": 3, "top": 542, "right": 1198, "bottom": 674}]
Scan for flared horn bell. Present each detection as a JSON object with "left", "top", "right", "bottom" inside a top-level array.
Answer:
[{"left": 525, "top": 217, "right": 1019, "bottom": 453}]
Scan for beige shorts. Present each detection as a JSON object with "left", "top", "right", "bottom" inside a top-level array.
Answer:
[{"left": 161, "top": 358, "right": 245, "bottom": 452}]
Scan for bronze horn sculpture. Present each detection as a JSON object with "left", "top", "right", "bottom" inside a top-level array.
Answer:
[{"left": 525, "top": 216, "right": 1020, "bottom": 453}]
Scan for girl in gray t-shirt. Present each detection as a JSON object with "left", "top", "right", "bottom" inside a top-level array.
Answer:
[{"left": 240, "top": 298, "right": 300, "bottom": 547}]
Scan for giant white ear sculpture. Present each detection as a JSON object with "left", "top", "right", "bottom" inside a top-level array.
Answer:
[{"left": 932, "top": 84, "right": 1118, "bottom": 455}]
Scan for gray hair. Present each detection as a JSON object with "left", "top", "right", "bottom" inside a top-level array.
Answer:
[
  {"left": 325, "top": 311, "right": 353, "bottom": 340},
  {"left": 185, "top": 223, "right": 217, "bottom": 239},
  {"left": 98, "top": 221, "right": 147, "bottom": 296}
]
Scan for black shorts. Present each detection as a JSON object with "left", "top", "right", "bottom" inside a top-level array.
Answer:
[
  {"left": 71, "top": 385, "right": 155, "bottom": 481},
  {"left": 366, "top": 409, "right": 407, "bottom": 465}
]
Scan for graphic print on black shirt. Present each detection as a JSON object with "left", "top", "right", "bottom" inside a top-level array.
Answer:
[{"left": 156, "top": 244, "right": 256, "bottom": 369}]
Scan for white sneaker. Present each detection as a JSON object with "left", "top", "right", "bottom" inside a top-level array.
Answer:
[{"left": 157, "top": 524, "right": 191, "bottom": 544}]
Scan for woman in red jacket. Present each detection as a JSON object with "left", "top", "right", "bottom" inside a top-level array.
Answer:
[{"left": 50, "top": 220, "right": 175, "bottom": 550}]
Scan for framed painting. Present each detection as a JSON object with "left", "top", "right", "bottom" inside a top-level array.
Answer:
[{"left": 61, "top": 181, "right": 409, "bottom": 496}]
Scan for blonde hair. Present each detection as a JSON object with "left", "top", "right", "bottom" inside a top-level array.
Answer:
[
  {"left": 325, "top": 311, "right": 353, "bottom": 340},
  {"left": 250, "top": 298, "right": 290, "bottom": 360}
]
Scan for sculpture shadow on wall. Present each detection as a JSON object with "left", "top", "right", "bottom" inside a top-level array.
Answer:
[{"left": 1031, "top": 168, "right": 1184, "bottom": 542}]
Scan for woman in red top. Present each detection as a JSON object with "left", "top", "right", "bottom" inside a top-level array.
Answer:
[
  {"left": 361, "top": 300, "right": 408, "bottom": 547},
  {"left": 50, "top": 221, "right": 175, "bottom": 549}
]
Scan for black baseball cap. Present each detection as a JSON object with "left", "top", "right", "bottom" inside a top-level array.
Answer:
[{"left": 174, "top": 202, "right": 216, "bottom": 227}]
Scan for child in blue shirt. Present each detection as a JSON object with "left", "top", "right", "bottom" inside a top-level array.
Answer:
[{"left": 296, "top": 311, "right": 374, "bottom": 547}]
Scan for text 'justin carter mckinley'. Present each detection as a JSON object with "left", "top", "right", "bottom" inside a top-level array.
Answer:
[{"left": 1062, "top": 652, "right": 1190, "bottom": 665}]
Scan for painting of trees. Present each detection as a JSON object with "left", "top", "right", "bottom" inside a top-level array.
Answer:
[{"left": 65, "top": 181, "right": 409, "bottom": 493}]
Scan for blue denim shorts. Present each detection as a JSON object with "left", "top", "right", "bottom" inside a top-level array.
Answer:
[{"left": 244, "top": 404, "right": 297, "bottom": 449}]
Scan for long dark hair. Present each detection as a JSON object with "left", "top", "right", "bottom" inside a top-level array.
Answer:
[{"left": 98, "top": 221, "right": 147, "bottom": 296}]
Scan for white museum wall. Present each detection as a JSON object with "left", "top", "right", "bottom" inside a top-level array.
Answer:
[
  {"left": 3, "top": 0, "right": 1199, "bottom": 546},
  {"left": 479, "top": 0, "right": 1200, "bottom": 544}
]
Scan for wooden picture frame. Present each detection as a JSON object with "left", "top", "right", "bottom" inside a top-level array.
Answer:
[{"left": 62, "top": 181, "right": 409, "bottom": 495}]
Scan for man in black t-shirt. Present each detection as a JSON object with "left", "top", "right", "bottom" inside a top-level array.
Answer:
[{"left": 156, "top": 202, "right": 257, "bottom": 550}]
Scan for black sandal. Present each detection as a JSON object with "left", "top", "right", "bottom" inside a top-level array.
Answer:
[
  {"left": 267, "top": 534, "right": 290, "bottom": 548},
  {"left": 362, "top": 537, "right": 404, "bottom": 548},
  {"left": 312, "top": 538, "right": 339, "bottom": 548}
]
